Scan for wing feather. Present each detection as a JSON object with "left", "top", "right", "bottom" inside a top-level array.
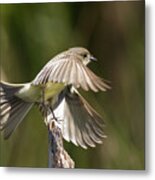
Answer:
[
  {"left": 76, "top": 63, "right": 89, "bottom": 91},
  {"left": 52, "top": 87, "right": 106, "bottom": 148},
  {"left": 69, "top": 60, "right": 77, "bottom": 85},
  {"left": 86, "top": 66, "right": 111, "bottom": 91},
  {"left": 62, "top": 61, "right": 72, "bottom": 84},
  {"left": 80, "top": 65, "right": 99, "bottom": 92},
  {"left": 57, "top": 61, "right": 69, "bottom": 83},
  {"left": 33, "top": 55, "right": 110, "bottom": 92},
  {"left": 50, "top": 61, "right": 66, "bottom": 82}
]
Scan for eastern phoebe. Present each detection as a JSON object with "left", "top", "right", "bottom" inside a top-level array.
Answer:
[{"left": 0, "top": 47, "right": 110, "bottom": 149}]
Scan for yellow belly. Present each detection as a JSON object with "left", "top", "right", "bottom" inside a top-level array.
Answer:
[
  {"left": 44, "top": 82, "right": 65, "bottom": 101},
  {"left": 16, "top": 82, "right": 65, "bottom": 103}
]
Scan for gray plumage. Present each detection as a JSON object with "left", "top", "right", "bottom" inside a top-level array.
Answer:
[
  {"left": 33, "top": 48, "right": 110, "bottom": 91},
  {"left": 0, "top": 47, "right": 110, "bottom": 148},
  {"left": 55, "top": 87, "right": 106, "bottom": 149},
  {"left": 0, "top": 82, "right": 33, "bottom": 138}
]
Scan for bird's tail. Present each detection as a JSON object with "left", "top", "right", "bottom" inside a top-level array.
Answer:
[{"left": 0, "top": 81, "right": 33, "bottom": 139}]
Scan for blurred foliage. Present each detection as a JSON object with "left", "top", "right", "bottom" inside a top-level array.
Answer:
[{"left": 0, "top": 1, "right": 144, "bottom": 169}]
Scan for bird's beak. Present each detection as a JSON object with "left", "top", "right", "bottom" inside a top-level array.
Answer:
[{"left": 90, "top": 55, "right": 97, "bottom": 62}]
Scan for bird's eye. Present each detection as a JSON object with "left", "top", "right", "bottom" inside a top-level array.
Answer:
[{"left": 83, "top": 53, "right": 87, "bottom": 58}]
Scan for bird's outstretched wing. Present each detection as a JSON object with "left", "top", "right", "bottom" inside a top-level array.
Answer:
[
  {"left": 39, "top": 87, "right": 107, "bottom": 149},
  {"left": 33, "top": 54, "right": 110, "bottom": 92}
]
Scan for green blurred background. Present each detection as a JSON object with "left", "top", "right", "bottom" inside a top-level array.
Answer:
[{"left": 0, "top": 1, "right": 145, "bottom": 169}]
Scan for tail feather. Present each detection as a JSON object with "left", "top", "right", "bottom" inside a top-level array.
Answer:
[{"left": 0, "top": 82, "right": 33, "bottom": 139}]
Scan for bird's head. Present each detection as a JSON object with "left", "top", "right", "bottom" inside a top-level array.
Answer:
[{"left": 68, "top": 47, "right": 97, "bottom": 65}]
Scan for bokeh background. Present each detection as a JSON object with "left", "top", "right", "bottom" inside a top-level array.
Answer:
[{"left": 0, "top": 1, "right": 145, "bottom": 169}]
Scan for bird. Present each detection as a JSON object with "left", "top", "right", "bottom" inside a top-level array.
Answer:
[{"left": 0, "top": 47, "right": 111, "bottom": 149}]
